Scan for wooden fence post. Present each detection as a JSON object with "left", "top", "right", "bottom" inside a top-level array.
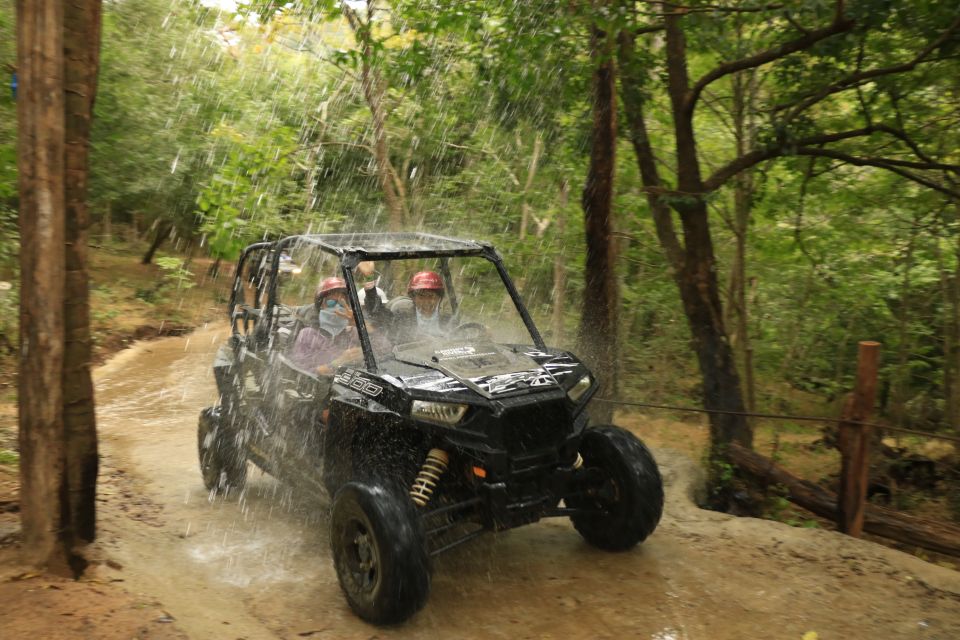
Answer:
[{"left": 837, "top": 341, "right": 880, "bottom": 536}]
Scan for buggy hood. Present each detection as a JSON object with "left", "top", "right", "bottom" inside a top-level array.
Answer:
[{"left": 392, "top": 340, "right": 563, "bottom": 398}]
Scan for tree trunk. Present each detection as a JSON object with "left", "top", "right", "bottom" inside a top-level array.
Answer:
[
  {"left": 949, "top": 231, "right": 960, "bottom": 428},
  {"left": 779, "top": 268, "right": 816, "bottom": 380},
  {"left": 519, "top": 134, "right": 544, "bottom": 241},
  {"left": 890, "top": 224, "right": 917, "bottom": 425},
  {"left": 619, "top": 21, "right": 751, "bottom": 460},
  {"left": 936, "top": 218, "right": 960, "bottom": 429},
  {"left": 62, "top": 0, "right": 101, "bottom": 549},
  {"left": 101, "top": 200, "right": 111, "bottom": 240},
  {"left": 16, "top": 0, "right": 102, "bottom": 573},
  {"left": 729, "top": 67, "right": 758, "bottom": 413},
  {"left": 142, "top": 221, "right": 171, "bottom": 265},
  {"left": 345, "top": 2, "right": 406, "bottom": 231},
  {"left": 552, "top": 179, "right": 569, "bottom": 347},
  {"left": 673, "top": 202, "right": 752, "bottom": 449},
  {"left": 577, "top": 25, "right": 619, "bottom": 423},
  {"left": 668, "top": 16, "right": 751, "bottom": 451}
]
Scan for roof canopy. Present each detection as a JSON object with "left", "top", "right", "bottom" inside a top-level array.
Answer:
[{"left": 280, "top": 232, "right": 493, "bottom": 260}]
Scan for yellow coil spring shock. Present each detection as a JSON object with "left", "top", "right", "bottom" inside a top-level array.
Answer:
[{"left": 409, "top": 448, "right": 450, "bottom": 507}]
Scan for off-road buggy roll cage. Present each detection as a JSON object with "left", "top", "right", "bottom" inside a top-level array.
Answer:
[{"left": 228, "top": 232, "right": 546, "bottom": 371}]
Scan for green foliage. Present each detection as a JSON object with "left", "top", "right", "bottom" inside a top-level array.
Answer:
[
  {"left": 0, "top": 204, "right": 16, "bottom": 273},
  {"left": 4, "top": 0, "right": 960, "bottom": 443},
  {"left": 195, "top": 124, "right": 305, "bottom": 259},
  {"left": 134, "top": 256, "right": 195, "bottom": 304},
  {"left": 1, "top": 5, "right": 16, "bottom": 280},
  {"left": 766, "top": 484, "right": 821, "bottom": 529},
  {"left": 156, "top": 257, "right": 196, "bottom": 292},
  {"left": 91, "top": 0, "right": 214, "bottom": 231},
  {"left": 0, "top": 449, "right": 18, "bottom": 466},
  {"left": 947, "top": 475, "right": 960, "bottom": 524}
]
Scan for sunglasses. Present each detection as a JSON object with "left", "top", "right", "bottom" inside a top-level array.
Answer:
[{"left": 324, "top": 298, "right": 345, "bottom": 309}]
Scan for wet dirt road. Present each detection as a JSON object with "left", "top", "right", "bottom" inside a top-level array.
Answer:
[{"left": 94, "top": 326, "right": 960, "bottom": 640}]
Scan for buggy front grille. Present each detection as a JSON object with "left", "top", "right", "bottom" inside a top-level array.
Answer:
[{"left": 499, "top": 399, "right": 570, "bottom": 455}]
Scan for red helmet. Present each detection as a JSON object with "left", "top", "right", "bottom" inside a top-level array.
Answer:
[
  {"left": 408, "top": 271, "right": 444, "bottom": 296},
  {"left": 316, "top": 276, "right": 346, "bottom": 300}
]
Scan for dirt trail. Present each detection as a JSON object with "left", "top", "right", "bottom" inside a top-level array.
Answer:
[{"left": 90, "top": 325, "right": 960, "bottom": 640}]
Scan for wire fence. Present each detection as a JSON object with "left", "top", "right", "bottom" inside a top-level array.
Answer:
[{"left": 593, "top": 397, "right": 960, "bottom": 445}]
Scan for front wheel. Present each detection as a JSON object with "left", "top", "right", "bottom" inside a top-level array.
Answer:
[
  {"left": 567, "top": 425, "right": 663, "bottom": 551},
  {"left": 197, "top": 406, "right": 247, "bottom": 495},
  {"left": 330, "top": 481, "right": 431, "bottom": 624}
]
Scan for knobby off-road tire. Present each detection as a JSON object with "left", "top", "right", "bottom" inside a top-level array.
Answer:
[
  {"left": 330, "top": 481, "right": 431, "bottom": 624},
  {"left": 569, "top": 425, "right": 664, "bottom": 551},
  {"left": 197, "top": 406, "right": 247, "bottom": 495}
]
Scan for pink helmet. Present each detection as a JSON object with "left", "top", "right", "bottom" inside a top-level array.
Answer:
[
  {"left": 408, "top": 271, "right": 444, "bottom": 296},
  {"left": 316, "top": 276, "right": 346, "bottom": 301}
]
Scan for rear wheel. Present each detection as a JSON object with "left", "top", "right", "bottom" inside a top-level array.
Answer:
[
  {"left": 197, "top": 406, "right": 247, "bottom": 494},
  {"left": 330, "top": 480, "right": 430, "bottom": 624},
  {"left": 568, "top": 425, "right": 663, "bottom": 551}
]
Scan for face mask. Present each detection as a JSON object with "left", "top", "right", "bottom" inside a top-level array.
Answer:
[
  {"left": 416, "top": 307, "right": 442, "bottom": 336},
  {"left": 319, "top": 308, "right": 348, "bottom": 336}
]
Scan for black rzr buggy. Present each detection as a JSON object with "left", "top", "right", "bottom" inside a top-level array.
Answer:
[{"left": 198, "top": 232, "right": 663, "bottom": 624}]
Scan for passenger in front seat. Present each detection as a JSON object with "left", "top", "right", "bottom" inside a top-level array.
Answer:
[{"left": 289, "top": 277, "right": 363, "bottom": 374}]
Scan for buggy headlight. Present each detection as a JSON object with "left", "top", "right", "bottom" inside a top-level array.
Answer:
[
  {"left": 567, "top": 374, "right": 592, "bottom": 403},
  {"left": 411, "top": 400, "right": 468, "bottom": 426}
]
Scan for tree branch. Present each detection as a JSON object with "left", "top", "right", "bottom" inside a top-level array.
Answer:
[
  {"left": 648, "top": 1, "right": 786, "bottom": 14},
  {"left": 702, "top": 124, "right": 959, "bottom": 192},
  {"left": 794, "top": 147, "right": 960, "bottom": 199},
  {"left": 635, "top": 23, "right": 665, "bottom": 35},
  {"left": 618, "top": 28, "right": 685, "bottom": 270},
  {"left": 776, "top": 14, "right": 960, "bottom": 121},
  {"left": 291, "top": 139, "right": 374, "bottom": 160},
  {"left": 687, "top": 4, "right": 854, "bottom": 114},
  {"left": 703, "top": 126, "right": 882, "bottom": 191}
]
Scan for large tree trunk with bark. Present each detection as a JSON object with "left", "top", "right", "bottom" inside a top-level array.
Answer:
[
  {"left": 17, "top": 0, "right": 69, "bottom": 573},
  {"left": 618, "top": 23, "right": 751, "bottom": 461},
  {"left": 17, "top": 0, "right": 101, "bottom": 575},
  {"left": 664, "top": 16, "right": 751, "bottom": 452},
  {"left": 673, "top": 200, "right": 752, "bottom": 451},
  {"left": 63, "top": 0, "right": 101, "bottom": 547},
  {"left": 577, "top": 25, "right": 619, "bottom": 423}
]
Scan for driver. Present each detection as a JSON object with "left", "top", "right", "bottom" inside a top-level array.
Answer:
[
  {"left": 289, "top": 276, "right": 364, "bottom": 375},
  {"left": 406, "top": 270, "right": 451, "bottom": 338}
]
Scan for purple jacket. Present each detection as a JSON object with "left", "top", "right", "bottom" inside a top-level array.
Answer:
[{"left": 289, "top": 327, "right": 359, "bottom": 371}]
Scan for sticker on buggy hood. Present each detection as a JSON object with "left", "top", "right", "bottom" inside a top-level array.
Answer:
[{"left": 394, "top": 340, "right": 561, "bottom": 397}]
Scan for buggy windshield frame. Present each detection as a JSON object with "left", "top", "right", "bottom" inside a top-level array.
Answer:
[{"left": 253, "top": 233, "right": 546, "bottom": 373}]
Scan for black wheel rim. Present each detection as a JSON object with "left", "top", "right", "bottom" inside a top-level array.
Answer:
[
  {"left": 199, "top": 433, "right": 218, "bottom": 487},
  {"left": 579, "top": 474, "right": 620, "bottom": 513},
  {"left": 341, "top": 516, "right": 381, "bottom": 596}
]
